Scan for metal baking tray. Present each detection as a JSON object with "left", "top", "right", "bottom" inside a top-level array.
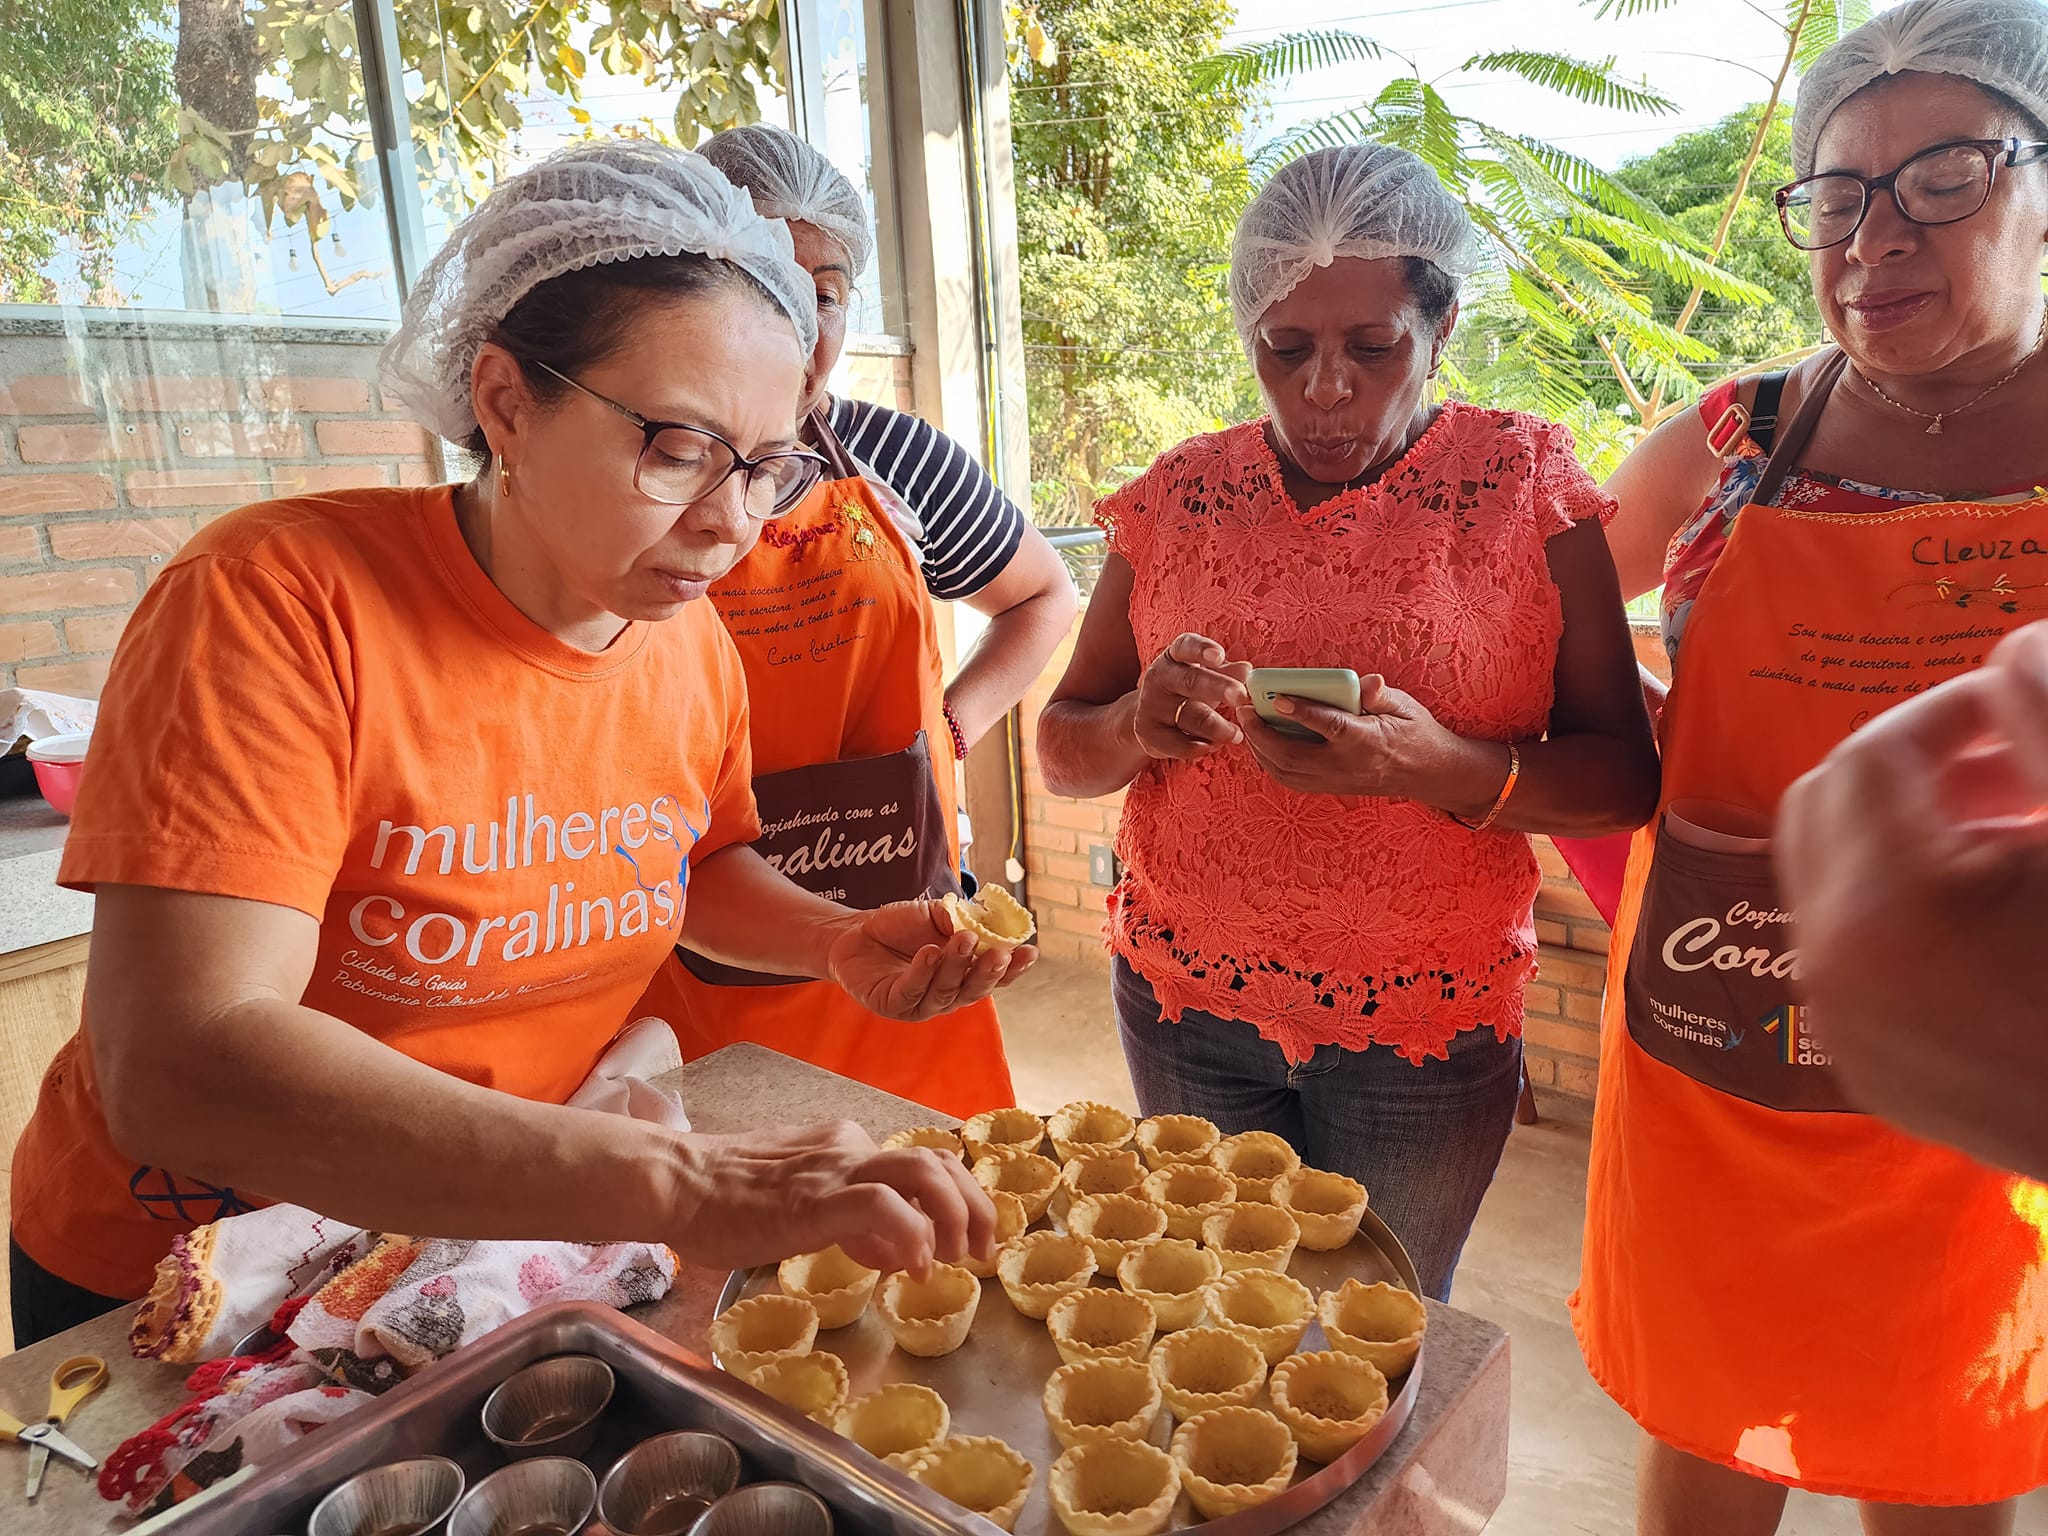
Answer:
[
  {"left": 718, "top": 1207, "right": 1425, "bottom": 1536},
  {"left": 163, "top": 1300, "right": 1009, "bottom": 1536}
]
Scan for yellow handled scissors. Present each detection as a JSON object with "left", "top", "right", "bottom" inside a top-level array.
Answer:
[{"left": 1, "top": 1354, "right": 108, "bottom": 1500}]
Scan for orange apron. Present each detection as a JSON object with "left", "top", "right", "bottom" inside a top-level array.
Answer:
[
  {"left": 1573, "top": 366, "right": 2048, "bottom": 1502},
  {"left": 632, "top": 413, "right": 1016, "bottom": 1118}
]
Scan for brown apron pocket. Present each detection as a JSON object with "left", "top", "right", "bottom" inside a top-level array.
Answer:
[
  {"left": 1622, "top": 814, "right": 1856, "bottom": 1113},
  {"left": 679, "top": 731, "right": 962, "bottom": 988}
]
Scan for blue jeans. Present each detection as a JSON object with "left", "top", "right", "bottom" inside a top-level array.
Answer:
[{"left": 1112, "top": 956, "right": 1522, "bottom": 1302}]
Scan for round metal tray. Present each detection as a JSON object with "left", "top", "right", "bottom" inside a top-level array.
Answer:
[{"left": 717, "top": 1203, "right": 1424, "bottom": 1536}]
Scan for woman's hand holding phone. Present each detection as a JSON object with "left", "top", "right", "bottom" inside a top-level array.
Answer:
[
  {"left": 1237, "top": 673, "right": 1467, "bottom": 800},
  {"left": 1134, "top": 633, "right": 1253, "bottom": 762}
]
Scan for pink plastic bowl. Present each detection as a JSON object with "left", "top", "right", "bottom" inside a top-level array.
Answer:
[
  {"left": 30, "top": 759, "right": 83, "bottom": 817},
  {"left": 26, "top": 733, "right": 89, "bottom": 818}
]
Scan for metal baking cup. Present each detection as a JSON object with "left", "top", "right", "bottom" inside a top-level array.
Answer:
[
  {"left": 597, "top": 1430, "right": 744, "bottom": 1536},
  {"left": 481, "top": 1353, "right": 615, "bottom": 1460},
  {"left": 447, "top": 1456, "right": 598, "bottom": 1536},
  {"left": 306, "top": 1455, "right": 466, "bottom": 1536},
  {"left": 692, "top": 1483, "right": 834, "bottom": 1536}
]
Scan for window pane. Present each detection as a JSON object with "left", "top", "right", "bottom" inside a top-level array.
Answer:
[
  {"left": 401, "top": 0, "right": 902, "bottom": 338},
  {"left": 0, "top": 0, "right": 400, "bottom": 322},
  {"left": 404, "top": 0, "right": 795, "bottom": 250},
  {"left": 806, "top": 0, "right": 898, "bottom": 336}
]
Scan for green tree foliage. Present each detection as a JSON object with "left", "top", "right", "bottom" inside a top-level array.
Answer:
[
  {"left": 0, "top": 0, "right": 180, "bottom": 303},
  {"left": 1010, "top": 0, "right": 1259, "bottom": 523},
  {"left": 1613, "top": 103, "right": 1823, "bottom": 394},
  {"left": 1448, "top": 103, "right": 1821, "bottom": 468},
  {"left": 1228, "top": 36, "right": 1770, "bottom": 448},
  {"left": 176, "top": 0, "right": 786, "bottom": 225},
  {"left": 0, "top": 0, "right": 784, "bottom": 305}
]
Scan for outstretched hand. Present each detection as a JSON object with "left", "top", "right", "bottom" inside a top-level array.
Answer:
[
  {"left": 1777, "top": 621, "right": 2048, "bottom": 1179},
  {"left": 671, "top": 1119, "right": 996, "bottom": 1275},
  {"left": 827, "top": 900, "right": 1036, "bottom": 1021}
]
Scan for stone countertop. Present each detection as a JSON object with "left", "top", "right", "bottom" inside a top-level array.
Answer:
[
  {"left": 0, "top": 793, "right": 90, "bottom": 953},
  {"left": 0, "top": 1044, "right": 1510, "bottom": 1535}
]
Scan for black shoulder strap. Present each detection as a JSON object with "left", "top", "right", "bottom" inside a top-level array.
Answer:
[
  {"left": 1747, "top": 371, "right": 1789, "bottom": 453},
  {"left": 1750, "top": 350, "right": 1851, "bottom": 509},
  {"left": 802, "top": 403, "right": 862, "bottom": 480}
]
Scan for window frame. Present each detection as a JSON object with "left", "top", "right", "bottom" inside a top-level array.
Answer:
[{"left": 0, "top": 0, "right": 907, "bottom": 339}]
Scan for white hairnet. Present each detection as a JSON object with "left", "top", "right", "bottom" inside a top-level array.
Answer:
[
  {"left": 1793, "top": 0, "right": 2048, "bottom": 176},
  {"left": 700, "top": 123, "right": 876, "bottom": 279},
  {"left": 381, "top": 139, "right": 817, "bottom": 446},
  {"left": 1229, "top": 144, "right": 1480, "bottom": 348}
]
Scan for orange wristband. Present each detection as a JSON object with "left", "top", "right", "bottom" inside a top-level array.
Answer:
[{"left": 1454, "top": 743, "right": 1520, "bottom": 832}]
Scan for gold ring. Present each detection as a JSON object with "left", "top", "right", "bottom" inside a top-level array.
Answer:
[{"left": 1173, "top": 699, "right": 1191, "bottom": 731}]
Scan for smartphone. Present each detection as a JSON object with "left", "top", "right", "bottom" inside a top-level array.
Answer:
[{"left": 1247, "top": 667, "right": 1362, "bottom": 741}]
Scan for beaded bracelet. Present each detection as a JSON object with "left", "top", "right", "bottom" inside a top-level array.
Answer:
[
  {"left": 1453, "top": 743, "right": 1521, "bottom": 832},
  {"left": 941, "top": 700, "right": 969, "bottom": 762}
]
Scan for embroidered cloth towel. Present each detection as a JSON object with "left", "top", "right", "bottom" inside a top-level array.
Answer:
[
  {"left": 106, "top": 1231, "right": 676, "bottom": 1515},
  {"left": 106, "top": 1022, "right": 688, "bottom": 1515},
  {"left": 127, "top": 1019, "right": 687, "bottom": 1364},
  {"left": 98, "top": 1353, "right": 370, "bottom": 1517},
  {"left": 564, "top": 1016, "right": 692, "bottom": 1131},
  {"left": 288, "top": 1234, "right": 675, "bottom": 1385},
  {"left": 128, "top": 1209, "right": 371, "bottom": 1366}
]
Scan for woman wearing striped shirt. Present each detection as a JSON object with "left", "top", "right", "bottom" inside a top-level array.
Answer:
[
  {"left": 628, "top": 126, "right": 1075, "bottom": 1114},
  {"left": 726, "top": 129, "right": 1076, "bottom": 752}
]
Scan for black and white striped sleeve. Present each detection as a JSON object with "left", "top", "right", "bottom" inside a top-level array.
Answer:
[{"left": 828, "top": 395, "right": 1027, "bottom": 601}]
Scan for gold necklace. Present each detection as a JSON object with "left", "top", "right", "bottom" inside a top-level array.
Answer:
[{"left": 1853, "top": 314, "right": 2048, "bottom": 435}]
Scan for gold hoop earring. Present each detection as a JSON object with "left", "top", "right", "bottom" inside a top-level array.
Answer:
[{"left": 498, "top": 461, "right": 513, "bottom": 499}]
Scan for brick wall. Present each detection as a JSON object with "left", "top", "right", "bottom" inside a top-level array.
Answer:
[
  {"left": 0, "top": 321, "right": 916, "bottom": 698},
  {"left": 1016, "top": 626, "right": 1125, "bottom": 966},
  {"left": 1517, "top": 624, "right": 1670, "bottom": 1100},
  {"left": 1522, "top": 839, "right": 1616, "bottom": 1101},
  {"left": 1014, "top": 609, "right": 1673, "bottom": 1106},
  {"left": 0, "top": 319, "right": 431, "bottom": 695}
]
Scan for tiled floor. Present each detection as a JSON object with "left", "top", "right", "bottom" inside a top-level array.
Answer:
[{"left": 995, "top": 962, "right": 2048, "bottom": 1536}]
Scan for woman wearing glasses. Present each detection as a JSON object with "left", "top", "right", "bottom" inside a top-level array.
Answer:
[
  {"left": 629, "top": 126, "right": 1075, "bottom": 1119},
  {"left": 6, "top": 142, "right": 1018, "bottom": 1349},
  {"left": 1578, "top": 2, "right": 2048, "bottom": 1528}
]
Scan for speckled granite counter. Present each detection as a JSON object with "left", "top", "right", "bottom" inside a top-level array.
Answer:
[
  {"left": 0, "top": 794, "right": 89, "bottom": 953},
  {"left": 0, "top": 1044, "right": 1510, "bottom": 1535}
]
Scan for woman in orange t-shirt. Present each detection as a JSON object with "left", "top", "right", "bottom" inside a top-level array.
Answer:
[
  {"left": 633, "top": 125, "right": 1074, "bottom": 1118},
  {"left": 7, "top": 142, "right": 1025, "bottom": 1350},
  {"left": 1583, "top": 4, "right": 2048, "bottom": 1525}
]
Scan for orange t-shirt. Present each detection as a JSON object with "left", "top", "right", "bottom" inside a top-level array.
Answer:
[{"left": 10, "top": 486, "right": 759, "bottom": 1298}]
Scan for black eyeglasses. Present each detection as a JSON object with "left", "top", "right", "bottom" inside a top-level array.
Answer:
[
  {"left": 1775, "top": 136, "right": 2048, "bottom": 251},
  {"left": 526, "top": 359, "right": 829, "bottom": 519}
]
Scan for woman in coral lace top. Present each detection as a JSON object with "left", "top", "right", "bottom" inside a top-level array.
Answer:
[{"left": 1036, "top": 145, "right": 1658, "bottom": 1299}]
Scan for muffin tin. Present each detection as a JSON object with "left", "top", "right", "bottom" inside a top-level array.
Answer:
[
  {"left": 160, "top": 1301, "right": 981, "bottom": 1536},
  {"left": 717, "top": 1191, "right": 1425, "bottom": 1536}
]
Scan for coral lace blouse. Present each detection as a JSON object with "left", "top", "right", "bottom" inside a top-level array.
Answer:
[{"left": 1095, "top": 405, "right": 1614, "bottom": 1064}]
